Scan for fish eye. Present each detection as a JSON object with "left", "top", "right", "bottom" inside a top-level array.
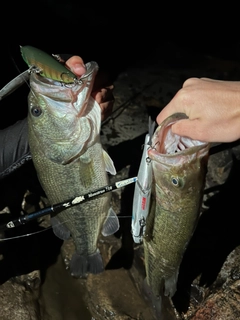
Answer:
[
  {"left": 31, "top": 105, "right": 42, "bottom": 117},
  {"left": 171, "top": 176, "right": 182, "bottom": 187}
]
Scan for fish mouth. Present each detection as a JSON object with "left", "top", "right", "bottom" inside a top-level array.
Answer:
[
  {"left": 28, "top": 61, "right": 101, "bottom": 164},
  {"left": 30, "top": 61, "right": 99, "bottom": 116},
  {"left": 32, "top": 61, "right": 98, "bottom": 87},
  {"left": 149, "top": 113, "right": 209, "bottom": 160}
]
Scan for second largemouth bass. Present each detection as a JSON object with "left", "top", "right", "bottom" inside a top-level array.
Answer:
[
  {"left": 27, "top": 60, "right": 119, "bottom": 277},
  {"left": 143, "top": 113, "right": 210, "bottom": 317}
]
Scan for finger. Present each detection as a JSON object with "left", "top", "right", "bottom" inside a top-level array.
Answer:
[
  {"left": 91, "top": 90, "right": 106, "bottom": 104},
  {"left": 156, "top": 84, "right": 199, "bottom": 125},
  {"left": 200, "top": 77, "right": 225, "bottom": 83},
  {"left": 171, "top": 119, "right": 213, "bottom": 142},
  {"left": 100, "top": 100, "right": 114, "bottom": 121},
  {"left": 92, "top": 87, "right": 114, "bottom": 105},
  {"left": 91, "top": 88, "right": 114, "bottom": 121},
  {"left": 156, "top": 98, "right": 186, "bottom": 125},
  {"left": 182, "top": 77, "right": 200, "bottom": 87},
  {"left": 65, "top": 56, "right": 86, "bottom": 77}
]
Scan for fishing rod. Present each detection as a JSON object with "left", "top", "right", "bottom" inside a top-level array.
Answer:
[{"left": 0, "top": 176, "right": 137, "bottom": 231}]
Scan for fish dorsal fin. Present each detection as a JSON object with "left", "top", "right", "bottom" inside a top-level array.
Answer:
[
  {"left": 103, "top": 150, "right": 116, "bottom": 175},
  {"left": 101, "top": 207, "right": 119, "bottom": 236}
]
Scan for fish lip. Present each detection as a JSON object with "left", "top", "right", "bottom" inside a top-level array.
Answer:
[
  {"left": 30, "top": 61, "right": 99, "bottom": 87},
  {"left": 29, "top": 61, "right": 99, "bottom": 116},
  {"left": 29, "top": 61, "right": 98, "bottom": 87},
  {"left": 27, "top": 62, "right": 100, "bottom": 164},
  {"left": 148, "top": 113, "right": 209, "bottom": 160}
]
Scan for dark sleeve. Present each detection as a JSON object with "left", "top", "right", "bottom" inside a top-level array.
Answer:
[{"left": 0, "top": 118, "right": 31, "bottom": 180}]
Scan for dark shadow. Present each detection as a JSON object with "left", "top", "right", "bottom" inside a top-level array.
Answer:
[
  {"left": 0, "top": 161, "right": 63, "bottom": 284},
  {"left": 172, "top": 153, "right": 240, "bottom": 313},
  {"left": 105, "top": 133, "right": 144, "bottom": 270},
  {"left": 105, "top": 111, "right": 157, "bottom": 270},
  {"left": 0, "top": 161, "right": 44, "bottom": 217},
  {"left": 0, "top": 223, "right": 63, "bottom": 285}
]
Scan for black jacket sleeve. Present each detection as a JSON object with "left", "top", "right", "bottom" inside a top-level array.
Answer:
[{"left": 0, "top": 118, "right": 31, "bottom": 180}]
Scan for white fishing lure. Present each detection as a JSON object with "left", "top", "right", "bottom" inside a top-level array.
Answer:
[{"left": 131, "top": 119, "right": 155, "bottom": 243}]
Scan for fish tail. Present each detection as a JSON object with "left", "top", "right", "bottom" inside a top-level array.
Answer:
[
  {"left": 87, "top": 249, "right": 105, "bottom": 274},
  {"left": 70, "top": 254, "right": 88, "bottom": 278},
  {"left": 142, "top": 278, "right": 162, "bottom": 318},
  {"left": 70, "top": 249, "right": 104, "bottom": 278},
  {"left": 142, "top": 278, "right": 177, "bottom": 320}
]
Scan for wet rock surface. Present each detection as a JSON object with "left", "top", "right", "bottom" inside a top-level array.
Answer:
[{"left": 1, "top": 43, "right": 240, "bottom": 319}]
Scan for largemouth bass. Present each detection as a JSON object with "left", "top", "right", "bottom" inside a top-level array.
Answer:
[
  {"left": 143, "top": 113, "right": 210, "bottom": 317},
  {"left": 27, "top": 60, "right": 119, "bottom": 277}
]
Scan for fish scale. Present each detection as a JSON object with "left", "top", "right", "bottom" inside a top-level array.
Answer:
[
  {"left": 29, "top": 116, "right": 113, "bottom": 267},
  {"left": 143, "top": 113, "right": 209, "bottom": 318},
  {"left": 25, "top": 49, "right": 119, "bottom": 277}
]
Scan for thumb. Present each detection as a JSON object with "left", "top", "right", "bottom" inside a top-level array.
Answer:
[
  {"left": 171, "top": 118, "right": 205, "bottom": 141},
  {"left": 65, "top": 56, "right": 86, "bottom": 77}
]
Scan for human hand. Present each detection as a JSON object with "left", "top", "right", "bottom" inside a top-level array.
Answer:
[
  {"left": 156, "top": 78, "right": 240, "bottom": 143},
  {"left": 66, "top": 56, "right": 114, "bottom": 121}
]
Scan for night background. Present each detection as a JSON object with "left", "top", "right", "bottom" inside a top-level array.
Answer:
[
  {"left": 2, "top": 4, "right": 240, "bottom": 83},
  {"left": 0, "top": 3, "right": 240, "bottom": 319}
]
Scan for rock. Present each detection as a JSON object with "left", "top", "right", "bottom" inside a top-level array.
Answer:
[
  {"left": 0, "top": 278, "right": 40, "bottom": 320},
  {"left": 189, "top": 248, "right": 240, "bottom": 320}
]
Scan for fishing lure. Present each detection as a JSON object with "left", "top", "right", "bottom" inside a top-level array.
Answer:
[
  {"left": 0, "top": 70, "right": 29, "bottom": 101},
  {"left": 20, "top": 45, "right": 82, "bottom": 84},
  {"left": 0, "top": 46, "right": 92, "bottom": 100},
  {"left": 131, "top": 118, "right": 155, "bottom": 243}
]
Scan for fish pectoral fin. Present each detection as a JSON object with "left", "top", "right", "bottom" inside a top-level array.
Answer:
[
  {"left": 70, "top": 249, "right": 104, "bottom": 277},
  {"left": 51, "top": 216, "right": 71, "bottom": 240},
  {"left": 101, "top": 207, "right": 119, "bottom": 236},
  {"left": 103, "top": 150, "right": 116, "bottom": 175},
  {"left": 79, "top": 149, "right": 91, "bottom": 163}
]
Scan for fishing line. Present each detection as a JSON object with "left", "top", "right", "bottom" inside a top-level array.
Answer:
[
  {"left": 0, "top": 226, "right": 52, "bottom": 242},
  {"left": 0, "top": 47, "right": 32, "bottom": 102},
  {"left": 101, "top": 80, "right": 157, "bottom": 127},
  {"left": 5, "top": 47, "right": 72, "bottom": 103},
  {"left": 0, "top": 214, "right": 133, "bottom": 242},
  {"left": 0, "top": 49, "right": 138, "bottom": 241}
]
